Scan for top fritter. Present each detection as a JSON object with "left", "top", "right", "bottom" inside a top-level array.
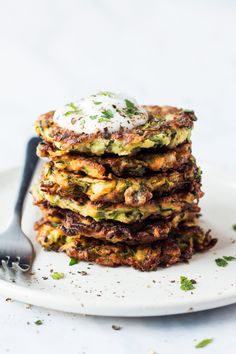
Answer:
[{"left": 35, "top": 92, "right": 196, "bottom": 156}]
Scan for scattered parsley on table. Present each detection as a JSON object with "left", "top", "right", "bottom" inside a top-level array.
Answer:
[
  {"left": 69, "top": 257, "right": 78, "bottom": 266},
  {"left": 223, "top": 255, "right": 236, "bottom": 261},
  {"left": 215, "top": 256, "right": 236, "bottom": 267},
  {"left": 195, "top": 338, "right": 213, "bottom": 348},
  {"left": 215, "top": 258, "right": 228, "bottom": 267},
  {"left": 180, "top": 276, "right": 195, "bottom": 291},
  {"left": 50, "top": 272, "right": 64, "bottom": 280}
]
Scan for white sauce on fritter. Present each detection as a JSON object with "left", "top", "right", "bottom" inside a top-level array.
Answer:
[{"left": 53, "top": 92, "right": 148, "bottom": 134}]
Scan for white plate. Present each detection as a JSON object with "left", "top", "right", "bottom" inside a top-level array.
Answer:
[{"left": 0, "top": 162, "right": 236, "bottom": 317}]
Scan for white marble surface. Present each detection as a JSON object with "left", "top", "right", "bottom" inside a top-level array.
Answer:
[{"left": 0, "top": 0, "right": 236, "bottom": 353}]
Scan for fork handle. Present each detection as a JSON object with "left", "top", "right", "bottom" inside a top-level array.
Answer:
[{"left": 14, "top": 137, "right": 40, "bottom": 221}]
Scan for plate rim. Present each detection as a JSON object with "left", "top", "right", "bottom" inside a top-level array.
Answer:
[
  {"left": 0, "top": 164, "right": 236, "bottom": 317},
  {"left": 0, "top": 275, "right": 236, "bottom": 317}
]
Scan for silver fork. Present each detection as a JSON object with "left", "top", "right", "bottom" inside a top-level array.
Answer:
[{"left": 0, "top": 137, "right": 40, "bottom": 272}]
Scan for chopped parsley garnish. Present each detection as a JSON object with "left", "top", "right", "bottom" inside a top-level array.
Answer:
[
  {"left": 180, "top": 276, "right": 195, "bottom": 291},
  {"left": 232, "top": 224, "right": 236, "bottom": 231},
  {"left": 101, "top": 109, "right": 114, "bottom": 119},
  {"left": 215, "top": 256, "right": 236, "bottom": 267},
  {"left": 50, "top": 272, "right": 64, "bottom": 280},
  {"left": 35, "top": 320, "right": 43, "bottom": 325},
  {"left": 223, "top": 255, "right": 236, "bottom": 261},
  {"left": 64, "top": 102, "right": 82, "bottom": 116},
  {"left": 89, "top": 115, "right": 98, "bottom": 120},
  {"left": 215, "top": 258, "right": 228, "bottom": 267},
  {"left": 99, "top": 91, "right": 113, "bottom": 97},
  {"left": 65, "top": 111, "right": 75, "bottom": 117},
  {"left": 98, "top": 117, "right": 107, "bottom": 123},
  {"left": 195, "top": 338, "right": 213, "bottom": 348},
  {"left": 69, "top": 257, "right": 78, "bottom": 266},
  {"left": 66, "top": 102, "right": 78, "bottom": 110},
  {"left": 51, "top": 222, "right": 59, "bottom": 228},
  {"left": 98, "top": 110, "right": 114, "bottom": 123},
  {"left": 94, "top": 101, "right": 102, "bottom": 105},
  {"left": 125, "top": 99, "right": 138, "bottom": 116}
]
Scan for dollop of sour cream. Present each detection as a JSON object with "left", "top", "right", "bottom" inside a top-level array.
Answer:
[{"left": 53, "top": 92, "right": 148, "bottom": 134}]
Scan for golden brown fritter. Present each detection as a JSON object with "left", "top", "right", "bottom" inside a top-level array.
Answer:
[
  {"left": 40, "top": 161, "right": 201, "bottom": 205},
  {"left": 35, "top": 106, "right": 196, "bottom": 156},
  {"left": 35, "top": 221, "right": 216, "bottom": 271},
  {"left": 37, "top": 142, "right": 193, "bottom": 178},
  {"left": 32, "top": 183, "right": 202, "bottom": 224},
  {"left": 35, "top": 203, "right": 200, "bottom": 245}
]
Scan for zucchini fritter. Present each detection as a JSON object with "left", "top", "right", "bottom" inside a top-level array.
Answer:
[
  {"left": 35, "top": 106, "right": 196, "bottom": 156},
  {"left": 35, "top": 221, "right": 216, "bottom": 271},
  {"left": 40, "top": 162, "right": 201, "bottom": 205},
  {"left": 33, "top": 184, "right": 202, "bottom": 224},
  {"left": 33, "top": 95, "right": 217, "bottom": 272},
  {"left": 35, "top": 203, "right": 200, "bottom": 245},
  {"left": 37, "top": 142, "right": 193, "bottom": 178}
]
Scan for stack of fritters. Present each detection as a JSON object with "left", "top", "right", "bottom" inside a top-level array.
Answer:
[{"left": 33, "top": 106, "right": 216, "bottom": 271}]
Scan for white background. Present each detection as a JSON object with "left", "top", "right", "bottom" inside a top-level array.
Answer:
[{"left": 0, "top": 1, "right": 236, "bottom": 353}]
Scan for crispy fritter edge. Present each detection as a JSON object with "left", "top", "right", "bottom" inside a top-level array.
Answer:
[
  {"left": 35, "top": 221, "right": 216, "bottom": 271},
  {"left": 34, "top": 203, "right": 201, "bottom": 244},
  {"left": 37, "top": 142, "right": 193, "bottom": 178},
  {"left": 35, "top": 106, "right": 195, "bottom": 156}
]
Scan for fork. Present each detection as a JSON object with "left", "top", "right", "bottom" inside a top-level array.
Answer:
[{"left": 0, "top": 137, "right": 40, "bottom": 272}]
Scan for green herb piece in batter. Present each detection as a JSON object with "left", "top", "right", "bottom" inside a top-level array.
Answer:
[
  {"left": 35, "top": 320, "right": 43, "bottom": 325},
  {"left": 180, "top": 276, "right": 195, "bottom": 291},
  {"left": 195, "top": 338, "right": 213, "bottom": 348},
  {"left": 232, "top": 224, "right": 236, "bottom": 231},
  {"left": 195, "top": 167, "right": 202, "bottom": 179}
]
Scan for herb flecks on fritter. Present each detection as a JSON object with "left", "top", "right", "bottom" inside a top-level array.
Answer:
[
  {"left": 35, "top": 106, "right": 196, "bottom": 156},
  {"left": 35, "top": 203, "right": 200, "bottom": 245},
  {"left": 40, "top": 162, "right": 201, "bottom": 205},
  {"left": 33, "top": 96, "right": 216, "bottom": 271},
  {"left": 34, "top": 221, "right": 216, "bottom": 271},
  {"left": 37, "top": 142, "right": 193, "bottom": 178},
  {"left": 33, "top": 184, "right": 202, "bottom": 224}
]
